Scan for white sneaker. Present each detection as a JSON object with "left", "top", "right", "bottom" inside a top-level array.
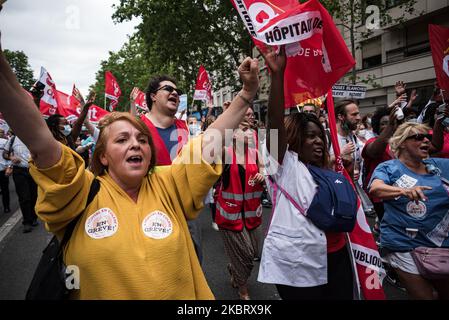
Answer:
[{"left": 211, "top": 222, "right": 219, "bottom": 231}]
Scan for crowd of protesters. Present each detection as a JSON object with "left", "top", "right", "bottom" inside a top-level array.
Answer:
[{"left": 1, "top": 15, "right": 449, "bottom": 299}]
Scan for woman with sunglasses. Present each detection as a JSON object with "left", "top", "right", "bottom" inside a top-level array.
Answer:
[
  {"left": 0, "top": 33, "right": 260, "bottom": 298},
  {"left": 370, "top": 122, "right": 449, "bottom": 299}
]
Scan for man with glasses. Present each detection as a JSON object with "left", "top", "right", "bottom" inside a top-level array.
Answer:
[{"left": 141, "top": 75, "right": 188, "bottom": 166}]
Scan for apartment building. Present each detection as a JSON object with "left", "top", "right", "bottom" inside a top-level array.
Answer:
[{"left": 341, "top": 0, "right": 449, "bottom": 114}]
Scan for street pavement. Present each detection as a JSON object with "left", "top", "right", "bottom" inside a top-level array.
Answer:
[{"left": 0, "top": 200, "right": 407, "bottom": 300}]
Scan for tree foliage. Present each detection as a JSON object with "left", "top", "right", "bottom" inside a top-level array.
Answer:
[
  {"left": 89, "top": 35, "right": 157, "bottom": 112},
  {"left": 111, "top": 0, "right": 252, "bottom": 96},
  {"left": 3, "top": 49, "right": 35, "bottom": 89}
]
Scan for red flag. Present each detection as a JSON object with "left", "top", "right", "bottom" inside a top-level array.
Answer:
[
  {"left": 135, "top": 88, "right": 149, "bottom": 114},
  {"left": 105, "top": 71, "right": 121, "bottom": 111},
  {"left": 327, "top": 91, "right": 386, "bottom": 300},
  {"left": 231, "top": 0, "right": 355, "bottom": 107},
  {"left": 193, "top": 65, "right": 213, "bottom": 107},
  {"left": 429, "top": 24, "right": 449, "bottom": 92},
  {"left": 55, "top": 90, "right": 110, "bottom": 126},
  {"left": 38, "top": 67, "right": 67, "bottom": 117}
]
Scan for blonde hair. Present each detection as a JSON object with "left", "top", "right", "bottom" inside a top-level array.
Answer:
[
  {"left": 91, "top": 112, "right": 156, "bottom": 176},
  {"left": 389, "top": 122, "right": 431, "bottom": 157}
]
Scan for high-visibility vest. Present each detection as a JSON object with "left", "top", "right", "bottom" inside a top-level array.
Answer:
[{"left": 215, "top": 146, "right": 263, "bottom": 231}]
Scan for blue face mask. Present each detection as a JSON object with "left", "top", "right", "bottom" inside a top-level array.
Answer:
[{"left": 61, "top": 125, "right": 71, "bottom": 136}]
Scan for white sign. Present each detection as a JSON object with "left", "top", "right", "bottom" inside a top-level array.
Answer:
[
  {"left": 332, "top": 84, "right": 367, "bottom": 99},
  {"left": 178, "top": 94, "right": 188, "bottom": 112}
]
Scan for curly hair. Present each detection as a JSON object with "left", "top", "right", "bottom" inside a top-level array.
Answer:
[
  {"left": 389, "top": 122, "right": 430, "bottom": 157},
  {"left": 371, "top": 106, "right": 390, "bottom": 135},
  {"left": 284, "top": 112, "right": 329, "bottom": 168},
  {"left": 145, "top": 75, "right": 177, "bottom": 110}
]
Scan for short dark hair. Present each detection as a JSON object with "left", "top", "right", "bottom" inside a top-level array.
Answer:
[
  {"left": 371, "top": 106, "right": 390, "bottom": 135},
  {"left": 334, "top": 99, "right": 357, "bottom": 120},
  {"left": 145, "top": 75, "right": 177, "bottom": 110}
]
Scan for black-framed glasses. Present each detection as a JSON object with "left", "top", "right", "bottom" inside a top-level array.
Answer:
[
  {"left": 406, "top": 133, "right": 432, "bottom": 141},
  {"left": 154, "top": 85, "right": 183, "bottom": 96}
]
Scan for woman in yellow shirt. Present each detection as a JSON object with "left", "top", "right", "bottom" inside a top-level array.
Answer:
[{"left": 0, "top": 36, "right": 260, "bottom": 299}]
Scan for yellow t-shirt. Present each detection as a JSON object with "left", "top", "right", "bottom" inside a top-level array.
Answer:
[{"left": 29, "top": 137, "right": 221, "bottom": 299}]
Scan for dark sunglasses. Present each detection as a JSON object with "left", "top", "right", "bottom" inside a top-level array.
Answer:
[
  {"left": 154, "top": 85, "right": 183, "bottom": 96},
  {"left": 406, "top": 133, "right": 432, "bottom": 141}
]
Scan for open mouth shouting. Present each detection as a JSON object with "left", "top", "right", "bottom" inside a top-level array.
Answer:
[{"left": 126, "top": 154, "right": 143, "bottom": 167}]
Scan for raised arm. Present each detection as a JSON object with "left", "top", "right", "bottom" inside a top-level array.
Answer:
[
  {"left": 364, "top": 105, "right": 399, "bottom": 159},
  {"left": 0, "top": 35, "right": 60, "bottom": 168},
  {"left": 429, "top": 103, "right": 449, "bottom": 154},
  {"left": 129, "top": 87, "right": 139, "bottom": 117},
  {"left": 260, "top": 46, "right": 287, "bottom": 164},
  {"left": 202, "top": 57, "right": 259, "bottom": 162},
  {"left": 70, "top": 91, "right": 95, "bottom": 143}
]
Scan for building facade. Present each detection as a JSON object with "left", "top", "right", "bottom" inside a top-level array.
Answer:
[{"left": 340, "top": 0, "right": 449, "bottom": 114}]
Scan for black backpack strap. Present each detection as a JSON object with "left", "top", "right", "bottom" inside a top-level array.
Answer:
[{"left": 59, "top": 178, "right": 100, "bottom": 249}]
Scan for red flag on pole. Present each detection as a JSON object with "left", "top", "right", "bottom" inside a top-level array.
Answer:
[
  {"left": 231, "top": 0, "right": 355, "bottom": 107},
  {"left": 429, "top": 24, "right": 449, "bottom": 92},
  {"left": 193, "top": 65, "right": 213, "bottom": 107},
  {"left": 135, "top": 88, "right": 149, "bottom": 114},
  {"left": 38, "top": 67, "right": 68, "bottom": 117},
  {"left": 105, "top": 71, "right": 121, "bottom": 111},
  {"left": 56, "top": 90, "right": 110, "bottom": 126},
  {"left": 327, "top": 91, "right": 386, "bottom": 300}
]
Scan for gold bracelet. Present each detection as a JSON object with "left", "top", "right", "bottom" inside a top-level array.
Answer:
[{"left": 237, "top": 91, "right": 253, "bottom": 106}]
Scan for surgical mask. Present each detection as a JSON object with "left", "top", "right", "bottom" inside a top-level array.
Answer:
[
  {"left": 358, "top": 129, "right": 366, "bottom": 137},
  {"left": 189, "top": 124, "right": 200, "bottom": 135},
  {"left": 61, "top": 125, "right": 71, "bottom": 136}
]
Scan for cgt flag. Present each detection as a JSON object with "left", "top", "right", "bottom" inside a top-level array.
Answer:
[
  {"left": 37, "top": 67, "right": 69, "bottom": 118},
  {"left": 56, "top": 90, "right": 110, "bottom": 126},
  {"left": 135, "top": 88, "right": 149, "bottom": 114},
  {"left": 105, "top": 71, "right": 121, "bottom": 111},
  {"left": 429, "top": 24, "right": 449, "bottom": 92},
  {"left": 231, "top": 0, "right": 355, "bottom": 107},
  {"left": 193, "top": 65, "right": 213, "bottom": 107}
]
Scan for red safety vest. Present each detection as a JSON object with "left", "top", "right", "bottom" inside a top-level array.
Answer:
[
  {"left": 140, "top": 115, "right": 189, "bottom": 165},
  {"left": 215, "top": 146, "right": 263, "bottom": 231}
]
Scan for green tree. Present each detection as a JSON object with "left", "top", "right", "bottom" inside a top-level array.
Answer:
[
  {"left": 112, "top": 0, "right": 252, "bottom": 97},
  {"left": 3, "top": 49, "right": 35, "bottom": 89},
  {"left": 89, "top": 35, "right": 157, "bottom": 112}
]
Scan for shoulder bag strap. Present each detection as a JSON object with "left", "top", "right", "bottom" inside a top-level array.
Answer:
[
  {"left": 60, "top": 178, "right": 101, "bottom": 249},
  {"left": 267, "top": 176, "right": 306, "bottom": 216},
  {"left": 6, "top": 135, "right": 16, "bottom": 153}
]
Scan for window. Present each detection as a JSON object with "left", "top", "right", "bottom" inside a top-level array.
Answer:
[
  {"left": 362, "top": 36, "right": 382, "bottom": 69},
  {"left": 386, "top": 23, "right": 430, "bottom": 62},
  {"left": 363, "top": 55, "right": 382, "bottom": 69},
  {"left": 386, "top": 0, "right": 407, "bottom": 9}
]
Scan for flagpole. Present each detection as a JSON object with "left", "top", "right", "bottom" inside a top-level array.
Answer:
[{"left": 104, "top": 94, "right": 107, "bottom": 111}]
